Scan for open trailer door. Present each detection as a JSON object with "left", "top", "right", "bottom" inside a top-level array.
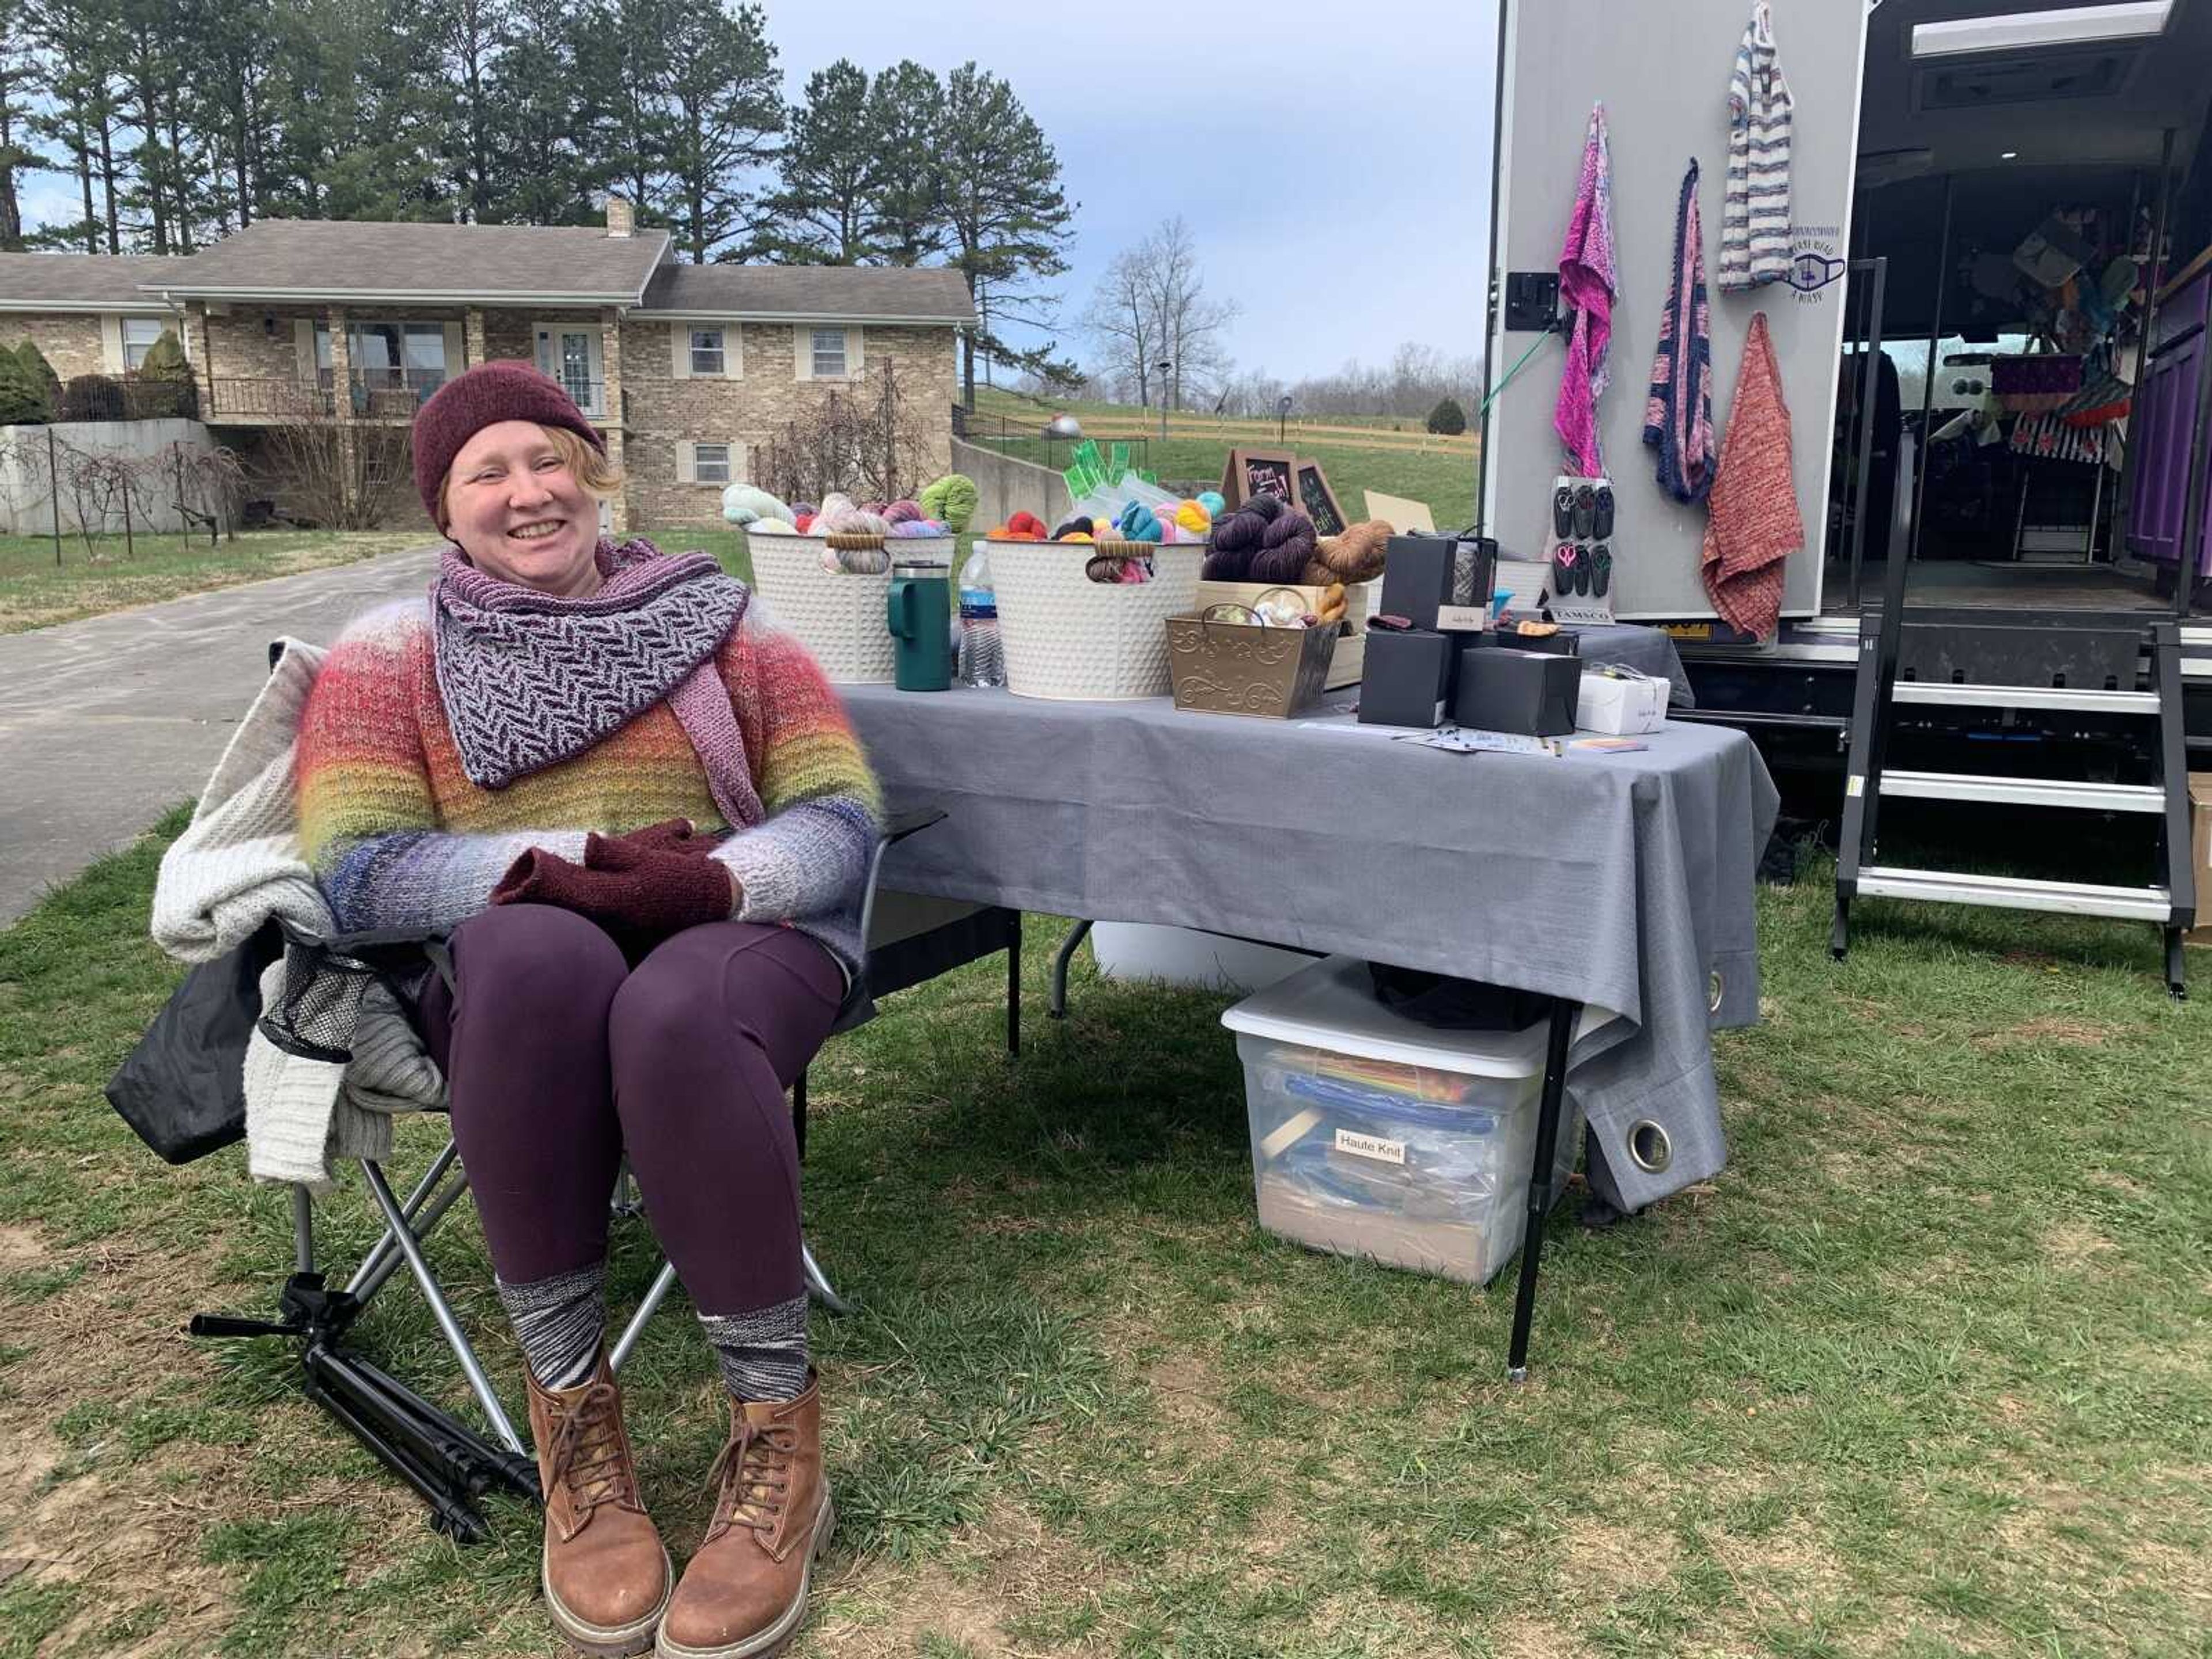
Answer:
[{"left": 1483, "top": 0, "right": 1871, "bottom": 625}]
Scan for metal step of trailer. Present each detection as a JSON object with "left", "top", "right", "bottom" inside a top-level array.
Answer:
[
  {"left": 1877, "top": 770, "right": 2166, "bottom": 813},
  {"left": 1888, "top": 682, "right": 2160, "bottom": 714},
  {"left": 1856, "top": 866, "right": 2173, "bottom": 922}
]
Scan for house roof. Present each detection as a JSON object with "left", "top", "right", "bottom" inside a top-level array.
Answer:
[
  {"left": 635, "top": 263, "right": 974, "bottom": 325},
  {"left": 0, "top": 253, "right": 186, "bottom": 312},
  {"left": 138, "top": 219, "right": 673, "bottom": 305}
]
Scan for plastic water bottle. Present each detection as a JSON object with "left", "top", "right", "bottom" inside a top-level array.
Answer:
[{"left": 957, "top": 546, "right": 1005, "bottom": 688}]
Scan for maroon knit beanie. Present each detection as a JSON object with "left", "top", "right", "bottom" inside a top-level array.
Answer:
[{"left": 411, "top": 361, "right": 607, "bottom": 526}]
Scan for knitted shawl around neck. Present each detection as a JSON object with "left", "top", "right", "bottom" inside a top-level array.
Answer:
[{"left": 430, "top": 537, "right": 764, "bottom": 829}]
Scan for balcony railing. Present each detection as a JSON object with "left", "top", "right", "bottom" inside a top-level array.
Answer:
[
  {"left": 335, "top": 366, "right": 448, "bottom": 418},
  {"left": 204, "top": 377, "right": 335, "bottom": 420},
  {"left": 204, "top": 372, "right": 618, "bottom": 424}
]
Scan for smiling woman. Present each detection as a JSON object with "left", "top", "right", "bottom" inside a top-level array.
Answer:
[
  {"left": 437, "top": 421, "right": 622, "bottom": 596},
  {"left": 276, "top": 357, "right": 884, "bottom": 1658}
]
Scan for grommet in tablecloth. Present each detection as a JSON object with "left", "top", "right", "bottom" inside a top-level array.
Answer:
[
  {"left": 1627, "top": 1120, "right": 1672, "bottom": 1173},
  {"left": 1709, "top": 969, "right": 1724, "bottom": 1014}
]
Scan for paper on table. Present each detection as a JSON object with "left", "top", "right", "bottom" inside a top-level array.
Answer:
[{"left": 1402, "top": 726, "right": 1563, "bottom": 756}]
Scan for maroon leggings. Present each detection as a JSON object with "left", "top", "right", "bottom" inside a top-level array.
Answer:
[{"left": 411, "top": 903, "right": 845, "bottom": 1315}]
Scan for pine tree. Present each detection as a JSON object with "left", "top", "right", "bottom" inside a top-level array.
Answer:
[
  {"left": 0, "top": 0, "right": 50, "bottom": 249},
  {"left": 755, "top": 60, "right": 874, "bottom": 264},
  {"left": 935, "top": 63, "right": 1076, "bottom": 406},
  {"left": 657, "top": 0, "right": 779, "bottom": 262},
  {"left": 586, "top": 0, "right": 678, "bottom": 233},
  {"left": 27, "top": 0, "right": 128, "bottom": 253},
  {"left": 480, "top": 0, "right": 605, "bottom": 224},
  {"left": 863, "top": 60, "right": 945, "bottom": 267}
]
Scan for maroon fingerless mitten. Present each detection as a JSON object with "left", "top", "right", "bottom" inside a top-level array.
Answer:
[{"left": 581, "top": 834, "right": 738, "bottom": 938}]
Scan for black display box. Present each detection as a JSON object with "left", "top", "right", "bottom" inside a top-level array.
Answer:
[
  {"left": 1379, "top": 534, "right": 1497, "bottom": 634},
  {"left": 1358, "top": 628, "right": 1455, "bottom": 728},
  {"left": 1453, "top": 646, "right": 1580, "bottom": 736}
]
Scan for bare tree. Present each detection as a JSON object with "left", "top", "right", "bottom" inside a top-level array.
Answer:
[
  {"left": 260, "top": 414, "right": 412, "bottom": 529},
  {"left": 757, "top": 359, "right": 934, "bottom": 507},
  {"left": 1079, "top": 245, "right": 1158, "bottom": 408},
  {"left": 1081, "top": 217, "right": 1241, "bottom": 413},
  {"left": 1141, "top": 216, "right": 1238, "bottom": 411},
  {"left": 158, "top": 438, "right": 244, "bottom": 547}
]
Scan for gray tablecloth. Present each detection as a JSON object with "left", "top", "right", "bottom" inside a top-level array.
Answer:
[{"left": 844, "top": 675, "right": 1774, "bottom": 1211}]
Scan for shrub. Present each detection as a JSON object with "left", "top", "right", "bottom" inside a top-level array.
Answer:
[
  {"left": 15, "top": 340, "right": 62, "bottom": 406},
  {"left": 1425, "top": 396, "right": 1468, "bottom": 437},
  {"left": 137, "top": 328, "right": 190, "bottom": 381},
  {"left": 0, "top": 351, "right": 52, "bottom": 425}
]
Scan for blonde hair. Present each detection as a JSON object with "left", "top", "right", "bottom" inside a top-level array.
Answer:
[{"left": 437, "top": 422, "right": 625, "bottom": 529}]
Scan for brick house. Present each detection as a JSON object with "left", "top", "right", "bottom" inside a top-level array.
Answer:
[{"left": 0, "top": 199, "right": 974, "bottom": 531}]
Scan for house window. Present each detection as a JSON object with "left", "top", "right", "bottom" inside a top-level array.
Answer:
[
  {"left": 122, "top": 316, "right": 168, "bottom": 372},
  {"left": 810, "top": 328, "right": 847, "bottom": 379},
  {"left": 693, "top": 442, "right": 732, "bottom": 485},
  {"left": 690, "top": 328, "right": 725, "bottom": 376},
  {"left": 314, "top": 321, "right": 448, "bottom": 396}
]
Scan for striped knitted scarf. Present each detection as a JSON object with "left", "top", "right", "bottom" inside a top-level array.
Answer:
[
  {"left": 1643, "top": 159, "right": 1717, "bottom": 506},
  {"left": 430, "top": 538, "right": 764, "bottom": 830}
]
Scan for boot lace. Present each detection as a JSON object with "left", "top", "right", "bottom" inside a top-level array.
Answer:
[
  {"left": 546, "top": 1380, "right": 631, "bottom": 1512},
  {"left": 706, "top": 1419, "right": 796, "bottom": 1536}
]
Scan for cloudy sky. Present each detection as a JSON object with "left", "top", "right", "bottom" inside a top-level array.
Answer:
[
  {"left": 18, "top": 0, "right": 1500, "bottom": 382},
  {"left": 763, "top": 0, "right": 1502, "bottom": 381}
]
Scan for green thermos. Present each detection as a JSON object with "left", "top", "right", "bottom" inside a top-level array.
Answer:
[{"left": 886, "top": 559, "right": 953, "bottom": 691}]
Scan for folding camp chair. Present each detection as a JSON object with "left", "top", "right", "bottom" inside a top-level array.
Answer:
[{"left": 187, "top": 808, "right": 1022, "bottom": 1542}]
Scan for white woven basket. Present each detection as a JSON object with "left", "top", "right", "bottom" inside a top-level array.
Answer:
[
  {"left": 990, "top": 539, "right": 1205, "bottom": 700},
  {"left": 746, "top": 531, "right": 952, "bottom": 684}
]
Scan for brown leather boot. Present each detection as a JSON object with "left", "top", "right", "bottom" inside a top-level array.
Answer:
[
  {"left": 656, "top": 1373, "right": 834, "bottom": 1659},
  {"left": 525, "top": 1352, "right": 673, "bottom": 1658}
]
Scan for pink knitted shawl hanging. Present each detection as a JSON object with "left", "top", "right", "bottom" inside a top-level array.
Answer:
[
  {"left": 1554, "top": 103, "right": 1619, "bottom": 477},
  {"left": 1700, "top": 312, "right": 1801, "bottom": 638}
]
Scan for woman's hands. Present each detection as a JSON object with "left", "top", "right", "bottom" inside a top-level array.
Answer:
[{"left": 491, "top": 820, "right": 743, "bottom": 946}]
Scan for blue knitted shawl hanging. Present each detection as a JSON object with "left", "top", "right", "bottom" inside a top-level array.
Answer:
[{"left": 1642, "top": 158, "right": 1718, "bottom": 506}]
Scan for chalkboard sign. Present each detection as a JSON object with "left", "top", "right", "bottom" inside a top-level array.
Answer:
[
  {"left": 1294, "top": 460, "right": 1346, "bottom": 537},
  {"left": 1221, "top": 448, "right": 1297, "bottom": 510}
]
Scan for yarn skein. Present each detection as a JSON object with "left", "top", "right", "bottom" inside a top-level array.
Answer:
[{"left": 918, "top": 474, "right": 980, "bottom": 534}]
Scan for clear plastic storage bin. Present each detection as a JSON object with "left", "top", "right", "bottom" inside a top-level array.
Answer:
[{"left": 1221, "top": 956, "right": 1580, "bottom": 1286}]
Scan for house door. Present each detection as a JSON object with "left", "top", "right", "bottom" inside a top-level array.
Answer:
[{"left": 535, "top": 325, "right": 604, "bottom": 417}]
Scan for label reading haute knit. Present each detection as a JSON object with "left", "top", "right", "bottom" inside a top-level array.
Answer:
[{"left": 1334, "top": 1128, "right": 1407, "bottom": 1166}]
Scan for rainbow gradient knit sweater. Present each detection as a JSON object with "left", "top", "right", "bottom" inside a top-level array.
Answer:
[{"left": 295, "top": 594, "right": 881, "bottom": 972}]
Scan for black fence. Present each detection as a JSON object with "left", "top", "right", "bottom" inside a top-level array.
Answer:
[{"left": 52, "top": 373, "right": 201, "bottom": 422}]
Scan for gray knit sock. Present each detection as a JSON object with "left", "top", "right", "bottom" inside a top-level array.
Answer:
[
  {"left": 698, "top": 1294, "right": 809, "bottom": 1402},
  {"left": 497, "top": 1262, "right": 607, "bottom": 1391}
]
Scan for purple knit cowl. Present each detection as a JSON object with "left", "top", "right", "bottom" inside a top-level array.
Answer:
[{"left": 429, "top": 537, "right": 765, "bottom": 830}]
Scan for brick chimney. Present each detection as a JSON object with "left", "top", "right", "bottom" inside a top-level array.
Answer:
[{"left": 605, "top": 194, "right": 634, "bottom": 238}]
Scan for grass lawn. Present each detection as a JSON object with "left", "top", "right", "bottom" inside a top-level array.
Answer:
[
  {"left": 0, "top": 530, "right": 431, "bottom": 636},
  {"left": 2, "top": 821, "right": 2209, "bottom": 1657},
  {"left": 966, "top": 388, "right": 1480, "bottom": 531}
]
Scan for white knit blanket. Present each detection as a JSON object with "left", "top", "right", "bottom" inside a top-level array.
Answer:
[{"left": 150, "top": 638, "right": 445, "bottom": 1189}]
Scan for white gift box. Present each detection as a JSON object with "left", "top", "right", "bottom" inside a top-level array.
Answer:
[{"left": 1575, "top": 669, "right": 1668, "bottom": 734}]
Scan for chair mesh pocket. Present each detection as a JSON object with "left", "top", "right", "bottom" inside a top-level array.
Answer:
[{"left": 257, "top": 938, "right": 377, "bottom": 1064}]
